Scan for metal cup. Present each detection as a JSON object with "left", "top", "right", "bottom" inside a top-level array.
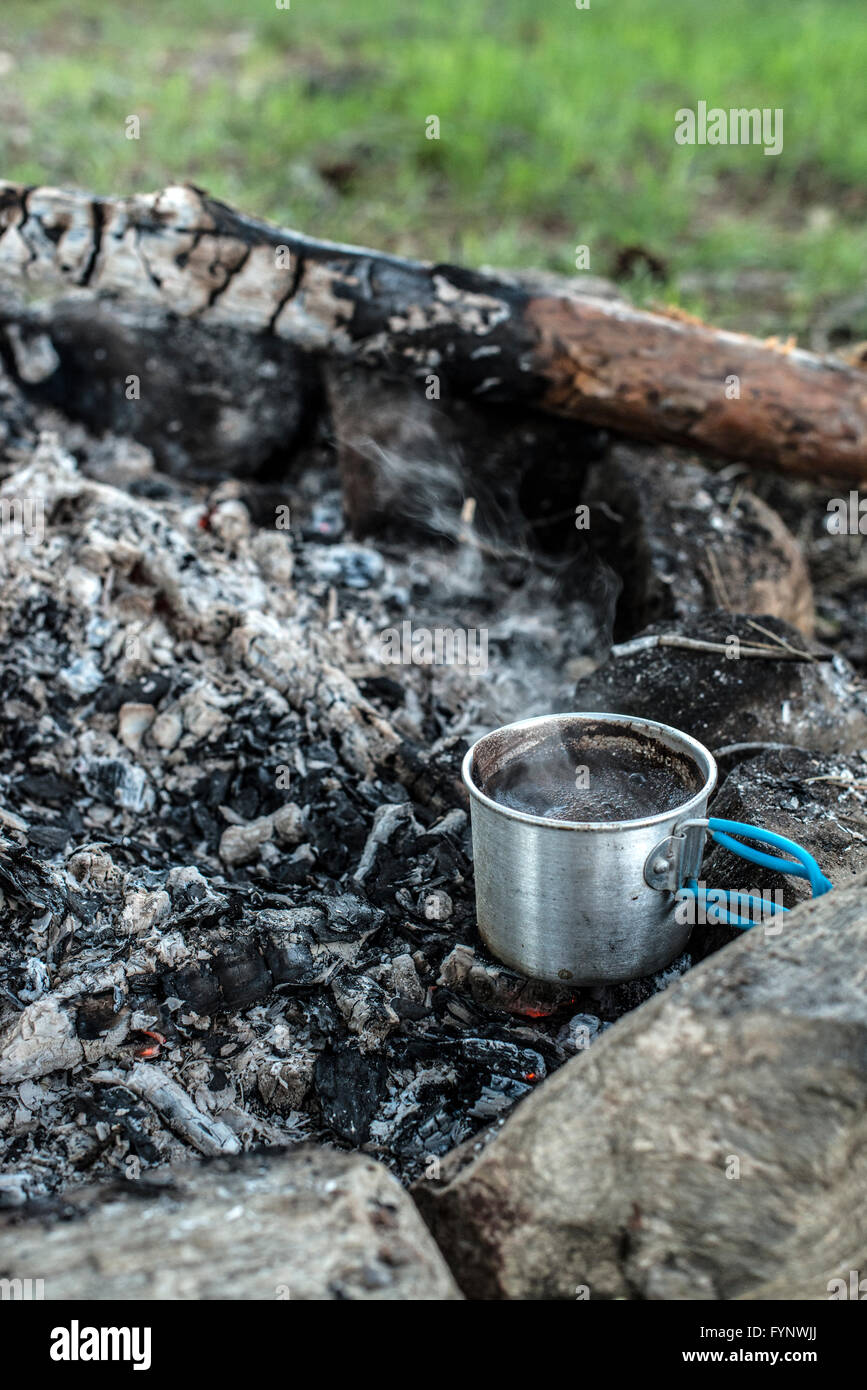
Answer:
[{"left": 462, "top": 712, "right": 718, "bottom": 985}]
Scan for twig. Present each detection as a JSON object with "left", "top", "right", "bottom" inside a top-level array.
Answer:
[
  {"left": 705, "top": 549, "right": 732, "bottom": 611},
  {"left": 725, "top": 483, "right": 744, "bottom": 516},
  {"left": 610, "top": 634, "right": 830, "bottom": 662},
  {"left": 804, "top": 774, "right": 867, "bottom": 789},
  {"left": 713, "top": 741, "right": 803, "bottom": 760},
  {"left": 828, "top": 814, "right": 867, "bottom": 843},
  {"left": 746, "top": 618, "right": 816, "bottom": 662}
]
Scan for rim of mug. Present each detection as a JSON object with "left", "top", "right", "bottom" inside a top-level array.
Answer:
[{"left": 461, "top": 711, "right": 718, "bottom": 832}]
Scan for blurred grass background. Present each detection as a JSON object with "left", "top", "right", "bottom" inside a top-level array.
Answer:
[{"left": 1, "top": 0, "right": 866, "bottom": 339}]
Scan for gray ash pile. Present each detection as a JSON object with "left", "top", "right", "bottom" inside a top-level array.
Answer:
[
  {"left": 0, "top": 430, "right": 627, "bottom": 1202},
  {"left": 2, "top": 410, "right": 863, "bottom": 1209}
]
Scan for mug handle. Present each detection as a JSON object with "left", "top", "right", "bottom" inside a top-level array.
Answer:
[{"left": 681, "top": 817, "right": 832, "bottom": 929}]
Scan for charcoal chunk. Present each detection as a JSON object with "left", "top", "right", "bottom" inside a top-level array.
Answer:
[
  {"left": 161, "top": 961, "right": 221, "bottom": 1014},
  {"left": 310, "top": 893, "right": 384, "bottom": 943},
  {"left": 315, "top": 1046, "right": 388, "bottom": 1144},
  {"left": 263, "top": 938, "right": 322, "bottom": 988},
  {"left": 212, "top": 943, "right": 272, "bottom": 1009},
  {"left": 94, "top": 672, "right": 173, "bottom": 713}
]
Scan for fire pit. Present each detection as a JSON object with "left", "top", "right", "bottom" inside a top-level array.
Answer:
[{"left": 0, "top": 189, "right": 866, "bottom": 1307}]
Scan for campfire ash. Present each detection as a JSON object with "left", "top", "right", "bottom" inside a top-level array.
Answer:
[{"left": 0, "top": 425, "right": 631, "bottom": 1201}]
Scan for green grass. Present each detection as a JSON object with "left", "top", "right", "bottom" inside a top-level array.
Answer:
[{"left": 1, "top": 0, "right": 866, "bottom": 336}]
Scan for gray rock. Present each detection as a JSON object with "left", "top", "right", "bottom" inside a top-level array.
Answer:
[
  {"left": 304, "top": 542, "right": 385, "bottom": 589},
  {"left": 687, "top": 747, "right": 867, "bottom": 964},
  {"left": 584, "top": 446, "right": 815, "bottom": 636},
  {"left": 707, "top": 746, "right": 867, "bottom": 904},
  {"left": 0, "top": 1148, "right": 462, "bottom": 1300},
  {"left": 574, "top": 612, "right": 867, "bottom": 756},
  {"left": 414, "top": 875, "right": 867, "bottom": 1300}
]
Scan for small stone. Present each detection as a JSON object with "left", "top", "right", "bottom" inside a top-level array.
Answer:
[
  {"left": 120, "top": 888, "right": 171, "bottom": 937},
  {"left": 117, "top": 702, "right": 156, "bottom": 752},
  {"left": 423, "top": 890, "right": 453, "bottom": 922},
  {"left": 210, "top": 498, "right": 251, "bottom": 547},
  {"left": 219, "top": 817, "right": 273, "bottom": 866},
  {"left": 271, "top": 802, "right": 305, "bottom": 847},
  {"left": 556, "top": 1013, "right": 601, "bottom": 1055},
  {"left": 148, "top": 708, "right": 183, "bottom": 751}
]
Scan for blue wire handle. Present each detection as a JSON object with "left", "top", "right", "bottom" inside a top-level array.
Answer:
[{"left": 683, "top": 817, "right": 833, "bottom": 930}]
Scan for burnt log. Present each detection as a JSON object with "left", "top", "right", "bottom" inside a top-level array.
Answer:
[{"left": 1, "top": 181, "right": 866, "bottom": 483}]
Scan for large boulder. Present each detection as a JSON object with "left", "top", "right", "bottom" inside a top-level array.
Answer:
[
  {"left": 0, "top": 1148, "right": 462, "bottom": 1300},
  {"left": 573, "top": 612, "right": 867, "bottom": 756},
  {"left": 414, "top": 875, "right": 867, "bottom": 1300}
]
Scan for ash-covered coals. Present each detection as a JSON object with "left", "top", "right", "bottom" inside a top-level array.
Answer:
[{"left": 478, "top": 728, "right": 701, "bottom": 823}]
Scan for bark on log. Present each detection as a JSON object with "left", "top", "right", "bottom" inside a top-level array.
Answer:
[{"left": 1, "top": 180, "right": 866, "bottom": 482}]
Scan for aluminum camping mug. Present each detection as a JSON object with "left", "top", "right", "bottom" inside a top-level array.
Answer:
[{"left": 462, "top": 712, "right": 718, "bottom": 985}]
